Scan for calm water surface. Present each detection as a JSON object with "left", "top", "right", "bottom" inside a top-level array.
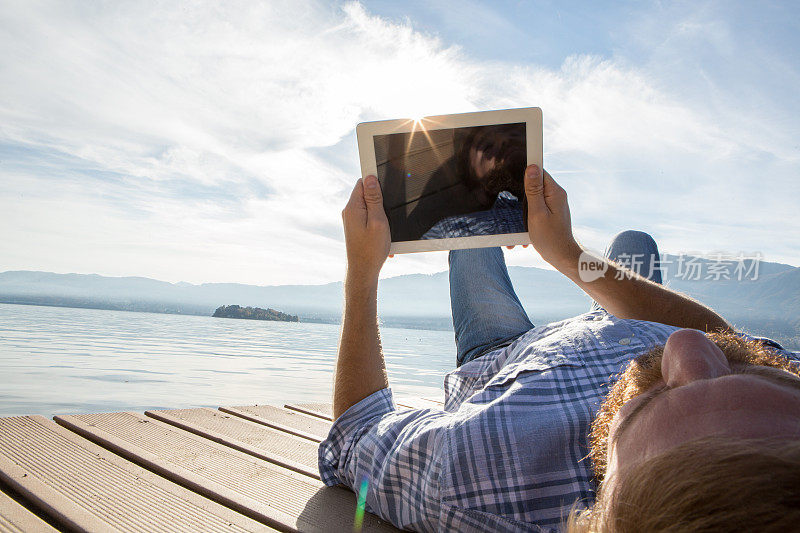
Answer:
[{"left": 0, "top": 303, "right": 455, "bottom": 417}]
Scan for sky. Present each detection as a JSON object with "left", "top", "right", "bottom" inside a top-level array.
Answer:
[{"left": 1, "top": 0, "right": 798, "bottom": 286}]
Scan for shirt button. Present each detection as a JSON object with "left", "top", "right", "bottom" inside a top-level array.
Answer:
[
  {"left": 594, "top": 315, "right": 604, "bottom": 321},
  {"left": 618, "top": 337, "right": 631, "bottom": 345}
]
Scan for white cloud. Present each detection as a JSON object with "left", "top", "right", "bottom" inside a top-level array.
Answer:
[
  {"left": 0, "top": 0, "right": 797, "bottom": 286},
  {"left": 0, "top": 0, "right": 478, "bottom": 283},
  {"left": 469, "top": 53, "right": 800, "bottom": 266}
]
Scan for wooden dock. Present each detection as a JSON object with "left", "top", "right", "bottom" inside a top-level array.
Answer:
[{"left": 0, "top": 397, "right": 444, "bottom": 532}]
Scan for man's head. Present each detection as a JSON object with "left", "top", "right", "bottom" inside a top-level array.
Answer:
[
  {"left": 570, "top": 329, "right": 800, "bottom": 532},
  {"left": 457, "top": 124, "right": 526, "bottom": 205}
]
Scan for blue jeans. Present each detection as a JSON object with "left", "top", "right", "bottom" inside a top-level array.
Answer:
[
  {"left": 450, "top": 230, "right": 662, "bottom": 366},
  {"left": 590, "top": 230, "right": 662, "bottom": 311},
  {"left": 449, "top": 247, "right": 533, "bottom": 366}
]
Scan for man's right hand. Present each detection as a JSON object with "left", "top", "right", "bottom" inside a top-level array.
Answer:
[{"left": 524, "top": 164, "right": 582, "bottom": 270}]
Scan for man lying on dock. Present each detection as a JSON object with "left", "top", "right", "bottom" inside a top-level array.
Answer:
[{"left": 319, "top": 166, "right": 800, "bottom": 532}]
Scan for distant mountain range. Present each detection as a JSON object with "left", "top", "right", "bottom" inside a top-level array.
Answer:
[{"left": 1, "top": 254, "right": 798, "bottom": 349}]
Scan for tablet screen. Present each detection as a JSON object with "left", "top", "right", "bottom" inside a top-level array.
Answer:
[{"left": 373, "top": 122, "right": 527, "bottom": 243}]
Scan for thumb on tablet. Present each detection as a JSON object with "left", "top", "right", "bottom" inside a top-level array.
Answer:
[
  {"left": 363, "top": 175, "right": 386, "bottom": 221},
  {"left": 524, "top": 164, "right": 548, "bottom": 215}
]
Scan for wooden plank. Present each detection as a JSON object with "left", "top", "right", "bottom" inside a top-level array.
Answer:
[
  {"left": 220, "top": 406, "right": 330, "bottom": 442},
  {"left": 146, "top": 408, "right": 319, "bottom": 479},
  {"left": 0, "top": 452, "right": 101, "bottom": 533},
  {"left": 0, "top": 416, "right": 270, "bottom": 533},
  {"left": 55, "top": 412, "right": 398, "bottom": 533},
  {"left": 0, "top": 488, "right": 59, "bottom": 533},
  {"left": 422, "top": 397, "right": 445, "bottom": 405},
  {"left": 284, "top": 403, "right": 332, "bottom": 421},
  {"left": 396, "top": 398, "right": 445, "bottom": 411}
]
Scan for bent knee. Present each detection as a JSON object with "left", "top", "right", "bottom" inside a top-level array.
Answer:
[{"left": 613, "top": 229, "right": 656, "bottom": 243}]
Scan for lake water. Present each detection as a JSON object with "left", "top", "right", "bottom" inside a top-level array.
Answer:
[{"left": 0, "top": 303, "right": 455, "bottom": 417}]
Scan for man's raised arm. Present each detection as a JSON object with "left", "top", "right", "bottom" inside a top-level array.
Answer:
[
  {"left": 334, "top": 175, "right": 391, "bottom": 419},
  {"left": 523, "top": 165, "right": 730, "bottom": 333}
]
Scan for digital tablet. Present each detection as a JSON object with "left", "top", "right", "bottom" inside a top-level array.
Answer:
[{"left": 356, "top": 107, "right": 542, "bottom": 254}]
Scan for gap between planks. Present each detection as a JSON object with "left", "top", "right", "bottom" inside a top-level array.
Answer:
[{"left": 54, "top": 411, "right": 397, "bottom": 533}]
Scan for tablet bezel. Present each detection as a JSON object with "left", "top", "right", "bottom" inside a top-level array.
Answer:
[{"left": 356, "top": 107, "right": 542, "bottom": 254}]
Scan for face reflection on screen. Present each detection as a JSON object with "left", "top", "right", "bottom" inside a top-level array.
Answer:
[{"left": 374, "top": 123, "right": 527, "bottom": 243}]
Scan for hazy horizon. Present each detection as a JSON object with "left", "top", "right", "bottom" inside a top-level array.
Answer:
[
  {"left": 4, "top": 251, "right": 798, "bottom": 288},
  {"left": 3, "top": 254, "right": 799, "bottom": 352}
]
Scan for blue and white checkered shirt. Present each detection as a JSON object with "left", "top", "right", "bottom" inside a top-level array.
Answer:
[
  {"left": 421, "top": 192, "right": 525, "bottom": 240},
  {"left": 318, "top": 312, "right": 797, "bottom": 531}
]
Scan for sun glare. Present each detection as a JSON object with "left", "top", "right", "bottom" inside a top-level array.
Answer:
[{"left": 410, "top": 114, "right": 439, "bottom": 131}]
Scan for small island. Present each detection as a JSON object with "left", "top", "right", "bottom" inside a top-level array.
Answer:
[{"left": 212, "top": 305, "right": 299, "bottom": 322}]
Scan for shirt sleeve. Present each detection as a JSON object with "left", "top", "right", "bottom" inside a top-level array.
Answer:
[
  {"left": 318, "top": 388, "right": 448, "bottom": 531},
  {"left": 737, "top": 332, "right": 800, "bottom": 363}
]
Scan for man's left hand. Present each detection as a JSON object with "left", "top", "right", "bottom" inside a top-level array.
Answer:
[{"left": 342, "top": 175, "right": 391, "bottom": 281}]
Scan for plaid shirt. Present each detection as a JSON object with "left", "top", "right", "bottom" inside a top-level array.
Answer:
[
  {"left": 421, "top": 192, "right": 525, "bottom": 239},
  {"left": 318, "top": 312, "right": 797, "bottom": 532}
]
